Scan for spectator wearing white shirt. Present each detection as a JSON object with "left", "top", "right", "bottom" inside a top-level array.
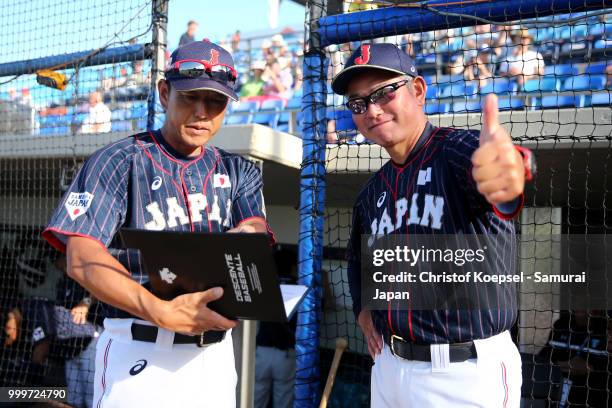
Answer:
[
  {"left": 80, "top": 91, "right": 111, "bottom": 134},
  {"left": 498, "top": 28, "right": 545, "bottom": 87}
]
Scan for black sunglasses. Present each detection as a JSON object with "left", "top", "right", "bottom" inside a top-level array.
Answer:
[
  {"left": 165, "top": 60, "right": 237, "bottom": 85},
  {"left": 346, "top": 79, "right": 411, "bottom": 115}
]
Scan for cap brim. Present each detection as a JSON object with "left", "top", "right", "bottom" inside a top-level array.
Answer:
[
  {"left": 171, "top": 77, "right": 238, "bottom": 101},
  {"left": 331, "top": 65, "right": 408, "bottom": 95}
]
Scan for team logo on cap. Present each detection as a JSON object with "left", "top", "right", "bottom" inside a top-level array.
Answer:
[
  {"left": 205, "top": 49, "right": 220, "bottom": 66},
  {"left": 354, "top": 44, "right": 371, "bottom": 65},
  {"left": 65, "top": 192, "right": 94, "bottom": 221}
]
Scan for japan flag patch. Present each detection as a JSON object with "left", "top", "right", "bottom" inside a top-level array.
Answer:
[
  {"left": 214, "top": 174, "right": 231, "bottom": 188},
  {"left": 65, "top": 192, "right": 94, "bottom": 221}
]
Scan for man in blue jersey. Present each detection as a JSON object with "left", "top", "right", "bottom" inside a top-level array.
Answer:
[
  {"left": 332, "top": 43, "right": 535, "bottom": 407},
  {"left": 42, "top": 40, "right": 273, "bottom": 407}
]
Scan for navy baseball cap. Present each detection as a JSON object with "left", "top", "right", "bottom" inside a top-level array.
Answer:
[
  {"left": 165, "top": 40, "right": 238, "bottom": 101},
  {"left": 331, "top": 43, "right": 419, "bottom": 95}
]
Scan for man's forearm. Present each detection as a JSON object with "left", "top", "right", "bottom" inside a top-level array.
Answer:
[{"left": 66, "top": 236, "right": 167, "bottom": 326}]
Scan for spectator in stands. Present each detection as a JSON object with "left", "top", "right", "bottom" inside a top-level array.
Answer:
[
  {"left": 262, "top": 59, "right": 293, "bottom": 100},
  {"left": 240, "top": 61, "right": 266, "bottom": 98},
  {"left": 261, "top": 40, "right": 275, "bottom": 63},
  {"left": 465, "top": 24, "right": 497, "bottom": 51},
  {"left": 254, "top": 248, "right": 297, "bottom": 408},
  {"left": 445, "top": 53, "right": 465, "bottom": 76},
  {"left": 401, "top": 34, "right": 415, "bottom": 57},
  {"left": 231, "top": 30, "right": 241, "bottom": 53},
  {"left": 80, "top": 91, "right": 111, "bottom": 134},
  {"left": 464, "top": 45, "right": 497, "bottom": 87},
  {"left": 123, "top": 60, "right": 150, "bottom": 95},
  {"left": 498, "top": 28, "right": 545, "bottom": 87},
  {"left": 290, "top": 52, "right": 303, "bottom": 95},
  {"left": 179, "top": 20, "right": 198, "bottom": 47},
  {"left": 606, "top": 64, "right": 612, "bottom": 88}
]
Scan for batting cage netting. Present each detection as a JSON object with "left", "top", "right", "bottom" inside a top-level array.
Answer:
[
  {"left": 0, "top": 0, "right": 158, "bottom": 403},
  {"left": 296, "top": 1, "right": 611, "bottom": 407}
]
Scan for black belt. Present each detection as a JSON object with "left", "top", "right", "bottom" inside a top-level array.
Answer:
[
  {"left": 131, "top": 323, "right": 226, "bottom": 347},
  {"left": 386, "top": 335, "right": 477, "bottom": 362}
]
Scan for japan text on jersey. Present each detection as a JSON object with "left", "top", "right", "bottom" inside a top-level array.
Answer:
[
  {"left": 42, "top": 130, "right": 270, "bottom": 317},
  {"left": 347, "top": 124, "right": 521, "bottom": 344}
]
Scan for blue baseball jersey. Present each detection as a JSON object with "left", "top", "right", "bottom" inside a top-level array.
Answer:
[
  {"left": 43, "top": 130, "right": 272, "bottom": 318},
  {"left": 347, "top": 123, "right": 522, "bottom": 344}
]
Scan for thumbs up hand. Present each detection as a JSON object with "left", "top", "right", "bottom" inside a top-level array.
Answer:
[{"left": 471, "top": 94, "right": 524, "bottom": 205}]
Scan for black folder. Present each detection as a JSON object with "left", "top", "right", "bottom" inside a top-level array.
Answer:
[{"left": 119, "top": 228, "right": 309, "bottom": 322}]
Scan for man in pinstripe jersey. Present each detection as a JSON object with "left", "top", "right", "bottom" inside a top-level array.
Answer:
[
  {"left": 42, "top": 40, "right": 273, "bottom": 407},
  {"left": 332, "top": 43, "right": 535, "bottom": 407}
]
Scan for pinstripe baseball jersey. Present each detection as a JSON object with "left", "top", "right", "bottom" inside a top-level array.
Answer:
[
  {"left": 347, "top": 122, "right": 522, "bottom": 344},
  {"left": 42, "top": 130, "right": 270, "bottom": 318}
]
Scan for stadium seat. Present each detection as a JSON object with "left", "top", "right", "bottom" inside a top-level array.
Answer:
[
  {"left": 584, "top": 63, "right": 607, "bottom": 75},
  {"left": 130, "top": 105, "right": 148, "bottom": 119},
  {"left": 426, "top": 85, "right": 438, "bottom": 99},
  {"left": 589, "top": 92, "right": 611, "bottom": 106},
  {"left": 440, "top": 83, "right": 477, "bottom": 98},
  {"left": 225, "top": 101, "right": 258, "bottom": 125},
  {"left": 252, "top": 99, "right": 284, "bottom": 128},
  {"left": 594, "top": 39, "right": 612, "bottom": 49},
  {"left": 277, "top": 97, "right": 302, "bottom": 134},
  {"left": 544, "top": 64, "right": 578, "bottom": 78},
  {"left": 523, "top": 77, "right": 559, "bottom": 93},
  {"left": 498, "top": 98, "right": 524, "bottom": 111},
  {"left": 111, "top": 121, "right": 132, "bottom": 132},
  {"left": 480, "top": 79, "right": 517, "bottom": 95},
  {"left": 451, "top": 100, "right": 481, "bottom": 113},
  {"left": 540, "top": 95, "right": 576, "bottom": 109},
  {"left": 425, "top": 103, "right": 450, "bottom": 115},
  {"left": 562, "top": 75, "right": 606, "bottom": 91}
]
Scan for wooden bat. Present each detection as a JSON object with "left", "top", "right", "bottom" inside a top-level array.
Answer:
[{"left": 319, "top": 337, "right": 349, "bottom": 408}]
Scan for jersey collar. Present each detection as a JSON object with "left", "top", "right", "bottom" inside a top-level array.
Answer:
[{"left": 390, "top": 121, "right": 435, "bottom": 167}]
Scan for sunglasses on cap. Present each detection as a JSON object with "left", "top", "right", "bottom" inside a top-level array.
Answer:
[
  {"left": 346, "top": 79, "right": 411, "bottom": 115},
  {"left": 165, "top": 59, "right": 237, "bottom": 84}
]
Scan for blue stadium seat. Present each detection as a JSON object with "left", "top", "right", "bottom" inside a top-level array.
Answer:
[
  {"left": 252, "top": 99, "right": 284, "bottom": 128},
  {"left": 544, "top": 64, "right": 578, "bottom": 77},
  {"left": 451, "top": 100, "right": 481, "bottom": 113},
  {"left": 523, "top": 77, "right": 559, "bottom": 93},
  {"left": 426, "top": 85, "right": 438, "bottom": 99},
  {"left": 562, "top": 75, "right": 606, "bottom": 91},
  {"left": 498, "top": 98, "right": 524, "bottom": 111},
  {"left": 590, "top": 92, "right": 611, "bottom": 107},
  {"left": 111, "top": 109, "right": 127, "bottom": 121},
  {"left": 440, "top": 83, "right": 477, "bottom": 98},
  {"left": 584, "top": 63, "right": 607, "bottom": 75},
  {"left": 594, "top": 39, "right": 612, "bottom": 49},
  {"left": 425, "top": 103, "right": 450, "bottom": 115},
  {"left": 225, "top": 101, "right": 258, "bottom": 125},
  {"left": 111, "top": 121, "right": 132, "bottom": 132},
  {"left": 130, "top": 105, "right": 148, "bottom": 119},
  {"left": 136, "top": 119, "right": 147, "bottom": 130},
  {"left": 588, "top": 23, "right": 606, "bottom": 37},
  {"left": 540, "top": 95, "right": 576, "bottom": 109},
  {"left": 480, "top": 79, "right": 517, "bottom": 95},
  {"left": 333, "top": 110, "right": 357, "bottom": 137},
  {"left": 277, "top": 97, "right": 302, "bottom": 134}
]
